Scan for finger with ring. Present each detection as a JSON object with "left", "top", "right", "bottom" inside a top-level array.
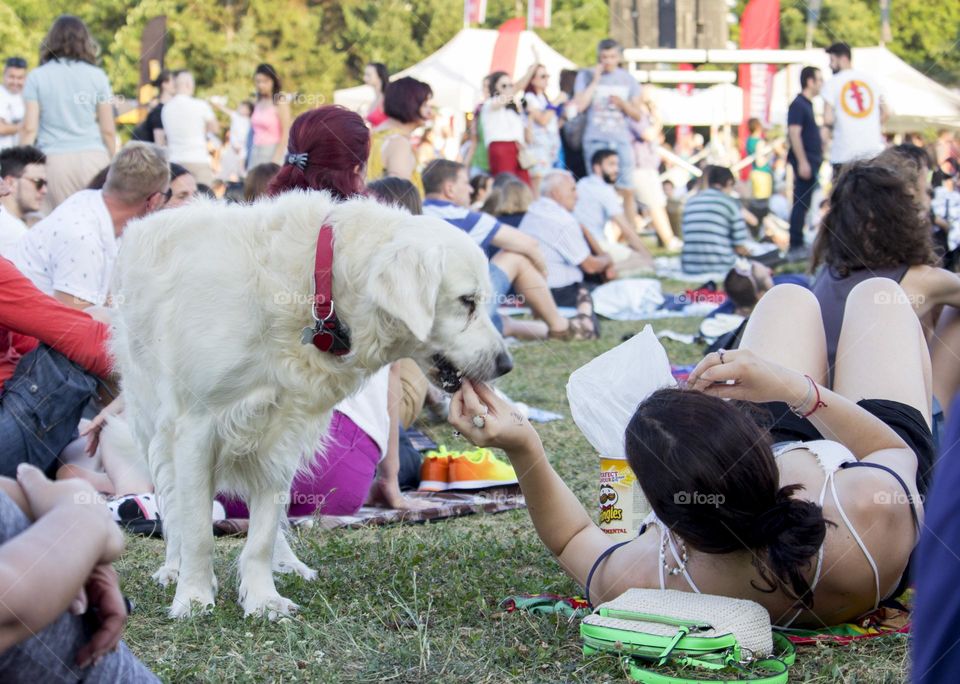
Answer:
[
  {"left": 718, "top": 348, "right": 726, "bottom": 364},
  {"left": 472, "top": 415, "right": 486, "bottom": 429}
]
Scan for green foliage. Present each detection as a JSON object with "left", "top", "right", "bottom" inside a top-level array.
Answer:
[{"left": 0, "top": 0, "right": 954, "bottom": 112}]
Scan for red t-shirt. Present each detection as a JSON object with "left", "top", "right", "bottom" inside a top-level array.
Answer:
[{"left": 0, "top": 258, "right": 112, "bottom": 390}]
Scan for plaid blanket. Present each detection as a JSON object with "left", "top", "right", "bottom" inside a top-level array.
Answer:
[{"left": 123, "top": 486, "right": 526, "bottom": 538}]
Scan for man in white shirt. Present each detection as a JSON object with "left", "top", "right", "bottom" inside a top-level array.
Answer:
[
  {"left": 14, "top": 142, "right": 170, "bottom": 309},
  {"left": 521, "top": 170, "right": 613, "bottom": 301},
  {"left": 0, "top": 145, "right": 46, "bottom": 258},
  {"left": 160, "top": 71, "right": 219, "bottom": 186},
  {"left": 821, "top": 42, "right": 887, "bottom": 175},
  {"left": 0, "top": 57, "right": 26, "bottom": 152},
  {"left": 574, "top": 149, "right": 653, "bottom": 272}
]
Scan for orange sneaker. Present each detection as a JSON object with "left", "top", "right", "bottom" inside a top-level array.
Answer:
[
  {"left": 448, "top": 448, "right": 519, "bottom": 490},
  {"left": 419, "top": 445, "right": 454, "bottom": 492}
]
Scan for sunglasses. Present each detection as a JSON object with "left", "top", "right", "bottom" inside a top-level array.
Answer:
[
  {"left": 151, "top": 187, "right": 173, "bottom": 203},
  {"left": 19, "top": 176, "right": 45, "bottom": 190}
]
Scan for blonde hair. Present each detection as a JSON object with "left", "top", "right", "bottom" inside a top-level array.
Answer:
[
  {"left": 104, "top": 142, "right": 170, "bottom": 204},
  {"left": 482, "top": 177, "right": 533, "bottom": 216}
]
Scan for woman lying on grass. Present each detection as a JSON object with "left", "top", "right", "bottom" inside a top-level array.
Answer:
[{"left": 450, "top": 278, "right": 932, "bottom": 628}]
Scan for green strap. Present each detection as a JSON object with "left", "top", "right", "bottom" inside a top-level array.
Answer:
[{"left": 628, "top": 634, "right": 795, "bottom": 684}]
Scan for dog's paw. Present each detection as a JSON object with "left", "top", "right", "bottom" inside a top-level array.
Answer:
[
  {"left": 273, "top": 558, "right": 317, "bottom": 581},
  {"left": 241, "top": 592, "right": 299, "bottom": 620},
  {"left": 152, "top": 565, "right": 180, "bottom": 587},
  {"left": 168, "top": 589, "right": 215, "bottom": 619}
]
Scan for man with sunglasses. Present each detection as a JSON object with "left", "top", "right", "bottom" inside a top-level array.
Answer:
[
  {"left": 0, "top": 145, "right": 45, "bottom": 257},
  {"left": 13, "top": 142, "right": 170, "bottom": 310},
  {"left": 0, "top": 57, "right": 26, "bottom": 152}
]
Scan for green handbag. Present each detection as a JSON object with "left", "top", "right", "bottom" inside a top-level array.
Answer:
[{"left": 580, "top": 589, "right": 796, "bottom": 683}]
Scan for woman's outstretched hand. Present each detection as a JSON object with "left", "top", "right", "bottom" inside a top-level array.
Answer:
[
  {"left": 686, "top": 348, "right": 809, "bottom": 406},
  {"left": 448, "top": 380, "right": 540, "bottom": 454}
]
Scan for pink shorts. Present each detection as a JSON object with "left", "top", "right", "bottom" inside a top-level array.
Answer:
[{"left": 218, "top": 411, "right": 381, "bottom": 517}]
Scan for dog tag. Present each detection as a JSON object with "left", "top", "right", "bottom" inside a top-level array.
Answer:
[{"left": 300, "top": 326, "right": 315, "bottom": 345}]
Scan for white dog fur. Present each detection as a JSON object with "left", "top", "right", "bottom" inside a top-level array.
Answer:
[{"left": 110, "top": 191, "right": 511, "bottom": 619}]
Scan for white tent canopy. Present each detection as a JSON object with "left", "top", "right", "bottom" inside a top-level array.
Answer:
[
  {"left": 334, "top": 27, "right": 575, "bottom": 114},
  {"left": 645, "top": 83, "right": 743, "bottom": 126},
  {"left": 770, "top": 46, "right": 960, "bottom": 131}
]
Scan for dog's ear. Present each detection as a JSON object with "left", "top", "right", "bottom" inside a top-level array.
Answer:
[{"left": 368, "top": 238, "right": 445, "bottom": 343}]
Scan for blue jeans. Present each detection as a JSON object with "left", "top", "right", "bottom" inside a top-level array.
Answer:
[
  {"left": 488, "top": 263, "right": 513, "bottom": 334},
  {"left": 583, "top": 138, "right": 635, "bottom": 189},
  {"left": 0, "top": 344, "right": 98, "bottom": 477}
]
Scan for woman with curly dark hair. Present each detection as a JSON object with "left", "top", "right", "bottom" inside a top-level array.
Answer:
[{"left": 811, "top": 150, "right": 960, "bottom": 416}]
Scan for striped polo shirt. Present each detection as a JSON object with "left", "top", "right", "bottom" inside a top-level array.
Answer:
[
  {"left": 422, "top": 199, "right": 502, "bottom": 258},
  {"left": 680, "top": 188, "right": 748, "bottom": 275}
]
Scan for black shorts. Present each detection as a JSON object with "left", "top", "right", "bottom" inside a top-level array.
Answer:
[{"left": 758, "top": 399, "right": 935, "bottom": 498}]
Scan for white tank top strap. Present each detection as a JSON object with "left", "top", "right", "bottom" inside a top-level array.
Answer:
[
  {"left": 647, "top": 509, "right": 700, "bottom": 594},
  {"left": 774, "top": 439, "right": 883, "bottom": 626}
]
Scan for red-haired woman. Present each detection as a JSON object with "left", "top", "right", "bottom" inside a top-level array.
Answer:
[
  {"left": 367, "top": 76, "right": 433, "bottom": 194},
  {"left": 267, "top": 105, "right": 370, "bottom": 200}
]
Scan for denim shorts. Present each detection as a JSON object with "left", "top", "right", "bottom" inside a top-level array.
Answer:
[
  {"left": 488, "top": 263, "right": 512, "bottom": 334},
  {"left": 583, "top": 138, "right": 635, "bottom": 189},
  {"left": 0, "top": 345, "right": 98, "bottom": 477}
]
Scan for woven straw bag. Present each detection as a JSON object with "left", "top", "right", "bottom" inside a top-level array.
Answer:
[{"left": 581, "top": 589, "right": 795, "bottom": 683}]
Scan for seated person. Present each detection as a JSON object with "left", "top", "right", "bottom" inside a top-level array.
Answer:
[
  {"left": 13, "top": 143, "right": 170, "bottom": 309},
  {"left": 450, "top": 278, "right": 931, "bottom": 626},
  {"left": 574, "top": 149, "right": 653, "bottom": 272},
  {"left": 165, "top": 164, "right": 197, "bottom": 209},
  {"left": 810, "top": 158, "right": 960, "bottom": 419},
  {"left": 520, "top": 170, "right": 611, "bottom": 335},
  {"left": 0, "top": 465, "right": 158, "bottom": 682},
  {"left": 0, "top": 145, "right": 46, "bottom": 258},
  {"left": 0, "top": 253, "right": 112, "bottom": 478},
  {"left": 479, "top": 176, "right": 531, "bottom": 228},
  {"left": 422, "top": 159, "right": 595, "bottom": 340},
  {"left": 680, "top": 166, "right": 750, "bottom": 276}
]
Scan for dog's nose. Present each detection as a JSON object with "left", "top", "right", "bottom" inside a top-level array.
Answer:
[{"left": 494, "top": 350, "right": 513, "bottom": 377}]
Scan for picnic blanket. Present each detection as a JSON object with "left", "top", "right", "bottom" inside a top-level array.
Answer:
[{"left": 122, "top": 485, "right": 526, "bottom": 538}]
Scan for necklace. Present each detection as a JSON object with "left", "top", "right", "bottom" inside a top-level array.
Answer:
[{"left": 661, "top": 530, "right": 690, "bottom": 577}]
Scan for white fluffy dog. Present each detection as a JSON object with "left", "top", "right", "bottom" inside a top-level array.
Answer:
[{"left": 110, "top": 191, "right": 512, "bottom": 619}]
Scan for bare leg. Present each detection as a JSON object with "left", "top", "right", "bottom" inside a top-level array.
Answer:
[
  {"left": 501, "top": 317, "right": 548, "bottom": 340},
  {"left": 491, "top": 251, "right": 568, "bottom": 334},
  {"left": 930, "top": 307, "right": 960, "bottom": 419},
  {"left": 833, "top": 279, "right": 932, "bottom": 427},
  {"left": 618, "top": 187, "right": 641, "bottom": 235},
  {"left": 55, "top": 463, "right": 115, "bottom": 493},
  {"left": 738, "top": 284, "right": 829, "bottom": 385}
]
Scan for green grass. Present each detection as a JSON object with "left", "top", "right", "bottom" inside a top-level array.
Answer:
[{"left": 118, "top": 313, "right": 909, "bottom": 682}]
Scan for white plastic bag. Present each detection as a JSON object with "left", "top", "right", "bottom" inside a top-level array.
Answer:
[{"left": 566, "top": 325, "right": 676, "bottom": 457}]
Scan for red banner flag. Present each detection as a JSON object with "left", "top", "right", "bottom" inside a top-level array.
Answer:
[
  {"left": 737, "top": 0, "right": 779, "bottom": 172},
  {"left": 464, "top": 0, "right": 487, "bottom": 26},
  {"left": 527, "top": 0, "right": 552, "bottom": 28}
]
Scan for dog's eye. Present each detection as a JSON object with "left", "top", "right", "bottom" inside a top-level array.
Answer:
[{"left": 459, "top": 295, "right": 476, "bottom": 315}]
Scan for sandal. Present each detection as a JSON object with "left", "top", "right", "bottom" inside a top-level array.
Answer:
[{"left": 549, "top": 314, "right": 598, "bottom": 341}]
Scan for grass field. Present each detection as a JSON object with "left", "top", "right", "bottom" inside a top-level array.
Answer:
[{"left": 117, "top": 311, "right": 911, "bottom": 682}]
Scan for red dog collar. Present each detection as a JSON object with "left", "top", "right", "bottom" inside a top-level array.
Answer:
[{"left": 300, "top": 224, "right": 351, "bottom": 356}]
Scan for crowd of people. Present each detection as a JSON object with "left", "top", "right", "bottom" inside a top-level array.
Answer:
[{"left": 1, "top": 11, "right": 960, "bottom": 681}]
